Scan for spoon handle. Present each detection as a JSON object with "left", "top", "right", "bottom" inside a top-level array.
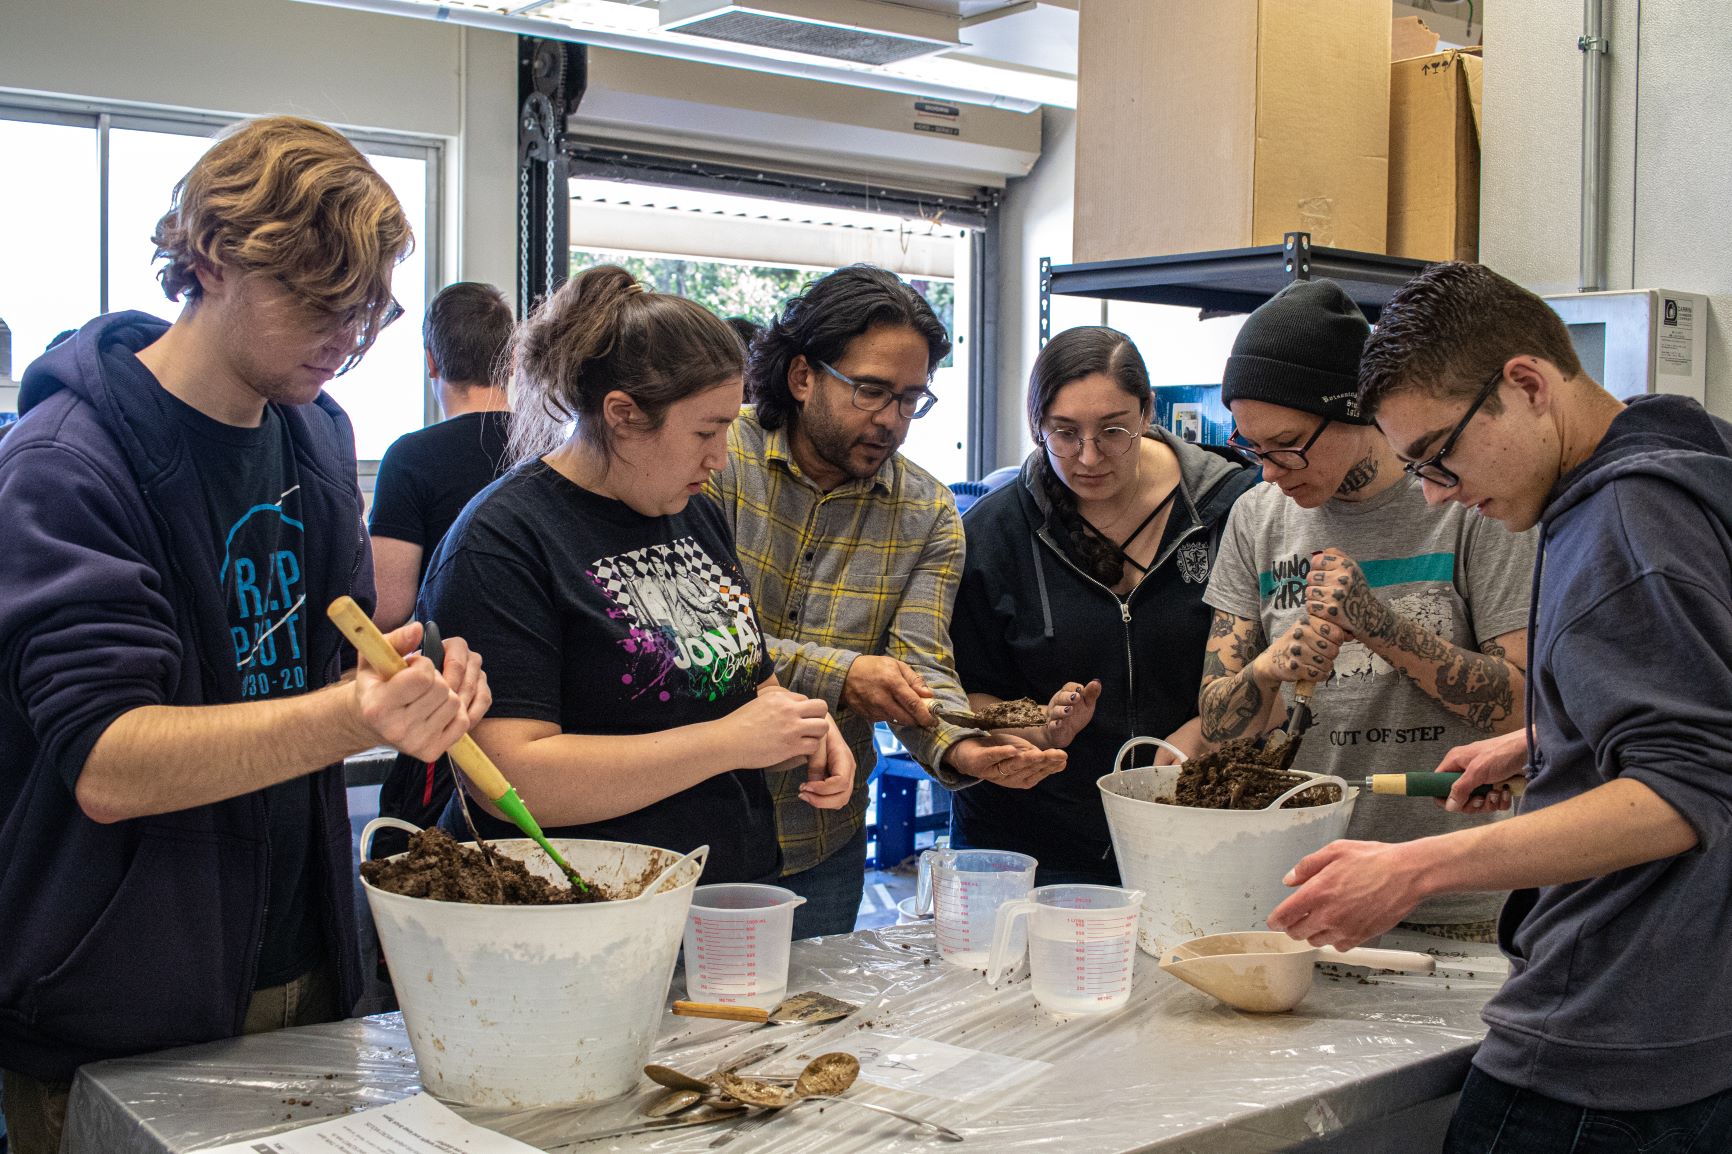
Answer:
[{"left": 816, "top": 1096, "right": 965, "bottom": 1141}]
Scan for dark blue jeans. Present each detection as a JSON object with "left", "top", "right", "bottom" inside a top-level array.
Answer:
[
  {"left": 1446, "top": 1066, "right": 1732, "bottom": 1154},
  {"left": 783, "top": 824, "right": 869, "bottom": 939}
]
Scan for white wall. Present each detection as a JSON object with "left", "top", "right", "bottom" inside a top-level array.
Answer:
[
  {"left": 1481, "top": 1, "right": 1729, "bottom": 414},
  {"left": 0, "top": 0, "right": 519, "bottom": 299},
  {"left": 993, "top": 105, "right": 1097, "bottom": 469}
]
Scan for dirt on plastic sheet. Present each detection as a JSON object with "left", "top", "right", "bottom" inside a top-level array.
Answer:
[
  {"left": 361, "top": 828, "right": 610, "bottom": 905},
  {"left": 1161, "top": 739, "right": 1342, "bottom": 810}
]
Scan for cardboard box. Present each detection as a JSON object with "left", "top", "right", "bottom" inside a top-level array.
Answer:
[
  {"left": 1392, "top": 15, "right": 1439, "bottom": 60},
  {"left": 1074, "top": 0, "right": 1391, "bottom": 263},
  {"left": 1387, "top": 48, "right": 1482, "bottom": 262}
]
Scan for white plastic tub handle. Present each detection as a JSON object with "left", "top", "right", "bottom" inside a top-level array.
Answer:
[
  {"left": 1110, "top": 735, "right": 1190, "bottom": 772},
  {"left": 1264, "top": 773, "right": 1351, "bottom": 810},
  {"left": 360, "top": 816, "right": 424, "bottom": 862}
]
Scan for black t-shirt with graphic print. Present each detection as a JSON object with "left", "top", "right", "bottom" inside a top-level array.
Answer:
[
  {"left": 416, "top": 463, "right": 779, "bottom": 884},
  {"left": 168, "top": 394, "right": 322, "bottom": 989}
]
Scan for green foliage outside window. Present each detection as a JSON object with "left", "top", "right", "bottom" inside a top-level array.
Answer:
[{"left": 571, "top": 249, "right": 955, "bottom": 368}]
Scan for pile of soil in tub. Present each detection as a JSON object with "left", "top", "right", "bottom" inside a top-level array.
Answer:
[
  {"left": 362, "top": 828, "right": 610, "bottom": 905},
  {"left": 1159, "top": 739, "right": 1343, "bottom": 810}
]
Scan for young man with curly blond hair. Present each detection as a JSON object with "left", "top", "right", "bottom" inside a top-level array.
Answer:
[{"left": 0, "top": 116, "right": 491, "bottom": 1153}]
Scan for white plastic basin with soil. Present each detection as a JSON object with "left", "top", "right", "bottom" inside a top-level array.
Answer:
[
  {"left": 1097, "top": 737, "right": 1356, "bottom": 958},
  {"left": 360, "top": 818, "right": 706, "bottom": 1109}
]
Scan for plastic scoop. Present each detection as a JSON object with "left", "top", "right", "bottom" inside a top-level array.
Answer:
[
  {"left": 1159, "top": 930, "right": 1436, "bottom": 1013},
  {"left": 327, "top": 596, "right": 591, "bottom": 895}
]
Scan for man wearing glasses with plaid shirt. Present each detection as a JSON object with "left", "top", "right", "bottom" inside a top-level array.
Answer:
[{"left": 708, "top": 265, "right": 1064, "bottom": 937}]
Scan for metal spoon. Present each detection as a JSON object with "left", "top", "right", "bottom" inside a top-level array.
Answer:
[
  {"left": 641, "top": 1042, "right": 787, "bottom": 1116},
  {"left": 711, "top": 1053, "right": 963, "bottom": 1144}
]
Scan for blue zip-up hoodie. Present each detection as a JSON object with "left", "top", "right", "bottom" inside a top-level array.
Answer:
[
  {"left": 1475, "top": 394, "right": 1732, "bottom": 1111},
  {"left": 0, "top": 312, "right": 370, "bottom": 1081}
]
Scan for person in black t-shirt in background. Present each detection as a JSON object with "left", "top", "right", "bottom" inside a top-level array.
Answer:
[
  {"left": 369, "top": 281, "right": 515, "bottom": 630},
  {"left": 413, "top": 265, "right": 855, "bottom": 883}
]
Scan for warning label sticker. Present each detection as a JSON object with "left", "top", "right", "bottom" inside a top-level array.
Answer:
[{"left": 1659, "top": 297, "right": 1694, "bottom": 377}]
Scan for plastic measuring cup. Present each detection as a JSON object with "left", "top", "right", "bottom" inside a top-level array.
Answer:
[
  {"left": 915, "top": 848, "right": 1037, "bottom": 967},
  {"left": 682, "top": 883, "right": 806, "bottom": 1009},
  {"left": 986, "top": 884, "right": 1145, "bottom": 1015}
]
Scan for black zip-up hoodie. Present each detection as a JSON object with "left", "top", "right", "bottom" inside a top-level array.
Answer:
[
  {"left": 0, "top": 312, "right": 368, "bottom": 1080},
  {"left": 1475, "top": 394, "right": 1732, "bottom": 1110},
  {"left": 950, "top": 429, "right": 1258, "bottom": 876}
]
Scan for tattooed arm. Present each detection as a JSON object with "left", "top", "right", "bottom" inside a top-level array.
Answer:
[
  {"left": 1305, "top": 548, "right": 1527, "bottom": 733},
  {"left": 1198, "top": 609, "right": 1341, "bottom": 741}
]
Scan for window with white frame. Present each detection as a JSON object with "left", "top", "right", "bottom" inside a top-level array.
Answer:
[
  {"left": 568, "top": 179, "right": 974, "bottom": 484},
  {"left": 0, "top": 103, "right": 438, "bottom": 460}
]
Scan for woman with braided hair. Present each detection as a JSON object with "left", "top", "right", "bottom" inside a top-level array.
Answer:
[{"left": 948, "top": 326, "right": 1259, "bottom": 886}]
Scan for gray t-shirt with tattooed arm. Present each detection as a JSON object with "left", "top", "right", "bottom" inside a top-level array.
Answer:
[{"left": 1202, "top": 473, "right": 1539, "bottom": 923}]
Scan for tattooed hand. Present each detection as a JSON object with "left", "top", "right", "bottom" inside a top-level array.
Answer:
[
  {"left": 1250, "top": 616, "right": 1342, "bottom": 685},
  {"left": 1304, "top": 548, "right": 1395, "bottom": 642}
]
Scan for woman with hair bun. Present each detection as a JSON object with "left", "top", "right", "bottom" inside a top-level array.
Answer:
[
  {"left": 949, "top": 326, "right": 1259, "bottom": 886},
  {"left": 413, "top": 265, "right": 853, "bottom": 883}
]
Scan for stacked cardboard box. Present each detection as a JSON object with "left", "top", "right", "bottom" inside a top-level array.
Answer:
[
  {"left": 1074, "top": 0, "right": 1392, "bottom": 263},
  {"left": 1388, "top": 47, "right": 1483, "bottom": 262}
]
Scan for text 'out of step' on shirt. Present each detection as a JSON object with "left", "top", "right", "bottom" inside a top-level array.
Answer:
[
  {"left": 414, "top": 462, "right": 779, "bottom": 885},
  {"left": 1203, "top": 471, "right": 1538, "bottom": 924}
]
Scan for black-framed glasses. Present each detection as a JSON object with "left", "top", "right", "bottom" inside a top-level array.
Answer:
[
  {"left": 1404, "top": 368, "right": 1502, "bottom": 488},
  {"left": 1038, "top": 424, "right": 1140, "bottom": 459},
  {"left": 1227, "top": 417, "right": 1333, "bottom": 470},
  {"left": 813, "top": 360, "right": 938, "bottom": 419},
  {"left": 333, "top": 297, "right": 404, "bottom": 378}
]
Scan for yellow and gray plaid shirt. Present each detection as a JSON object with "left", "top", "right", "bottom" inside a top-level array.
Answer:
[{"left": 706, "top": 407, "right": 977, "bottom": 875}]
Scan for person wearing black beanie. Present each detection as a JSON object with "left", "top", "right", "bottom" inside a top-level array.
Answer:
[{"left": 1195, "top": 278, "right": 1539, "bottom": 939}]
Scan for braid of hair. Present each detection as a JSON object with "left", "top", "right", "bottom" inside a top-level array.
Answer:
[{"left": 1036, "top": 453, "right": 1125, "bottom": 587}]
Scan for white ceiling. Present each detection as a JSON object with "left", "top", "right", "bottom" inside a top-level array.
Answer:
[{"left": 295, "top": 1, "right": 1483, "bottom": 113}]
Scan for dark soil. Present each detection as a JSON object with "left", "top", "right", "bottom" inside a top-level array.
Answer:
[
  {"left": 1161, "top": 739, "right": 1343, "bottom": 810},
  {"left": 970, "top": 697, "right": 1048, "bottom": 728},
  {"left": 361, "top": 828, "right": 610, "bottom": 905}
]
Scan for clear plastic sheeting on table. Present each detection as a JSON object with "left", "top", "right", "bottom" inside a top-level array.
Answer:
[{"left": 65, "top": 923, "right": 1506, "bottom": 1153}]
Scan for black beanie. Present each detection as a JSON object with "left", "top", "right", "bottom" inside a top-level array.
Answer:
[{"left": 1220, "top": 279, "right": 1372, "bottom": 425}]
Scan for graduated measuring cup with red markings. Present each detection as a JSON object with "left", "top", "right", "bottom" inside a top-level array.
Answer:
[
  {"left": 682, "top": 883, "right": 806, "bottom": 1009},
  {"left": 987, "top": 884, "right": 1145, "bottom": 1015},
  {"left": 915, "top": 848, "right": 1037, "bottom": 967}
]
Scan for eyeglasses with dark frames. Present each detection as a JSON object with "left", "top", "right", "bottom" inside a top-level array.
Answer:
[
  {"left": 1227, "top": 417, "right": 1334, "bottom": 470},
  {"left": 813, "top": 359, "right": 938, "bottom": 419},
  {"left": 1403, "top": 368, "right": 1503, "bottom": 488},
  {"left": 1038, "top": 424, "right": 1141, "bottom": 459}
]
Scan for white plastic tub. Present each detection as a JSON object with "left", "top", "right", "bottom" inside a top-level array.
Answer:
[
  {"left": 360, "top": 818, "right": 705, "bottom": 1108},
  {"left": 1096, "top": 737, "right": 1355, "bottom": 958}
]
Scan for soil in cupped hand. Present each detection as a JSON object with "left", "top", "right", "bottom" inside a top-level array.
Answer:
[
  {"left": 971, "top": 697, "right": 1049, "bottom": 728},
  {"left": 362, "top": 828, "right": 610, "bottom": 905},
  {"left": 1161, "top": 739, "right": 1342, "bottom": 810}
]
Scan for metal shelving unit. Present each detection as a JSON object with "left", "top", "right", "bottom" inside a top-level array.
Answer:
[{"left": 1039, "top": 231, "right": 1432, "bottom": 343}]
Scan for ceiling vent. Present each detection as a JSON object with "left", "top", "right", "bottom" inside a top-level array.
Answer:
[{"left": 658, "top": 0, "right": 962, "bottom": 66}]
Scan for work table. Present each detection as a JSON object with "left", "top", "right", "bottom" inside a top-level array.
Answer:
[{"left": 64, "top": 922, "right": 1504, "bottom": 1153}]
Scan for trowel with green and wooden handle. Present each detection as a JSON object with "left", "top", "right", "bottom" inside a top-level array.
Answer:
[{"left": 327, "top": 595, "right": 592, "bottom": 895}]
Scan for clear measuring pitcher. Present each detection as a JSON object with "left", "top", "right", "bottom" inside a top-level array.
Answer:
[
  {"left": 986, "top": 883, "right": 1145, "bottom": 1015},
  {"left": 683, "top": 883, "right": 806, "bottom": 1009},
  {"left": 915, "top": 848, "right": 1037, "bottom": 967}
]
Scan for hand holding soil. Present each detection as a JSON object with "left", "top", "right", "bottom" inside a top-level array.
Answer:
[
  {"left": 1043, "top": 679, "right": 1103, "bottom": 748},
  {"left": 946, "top": 732, "right": 1067, "bottom": 788},
  {"left": 841, "top": 655, "right": 936, "bottom": 727}
]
